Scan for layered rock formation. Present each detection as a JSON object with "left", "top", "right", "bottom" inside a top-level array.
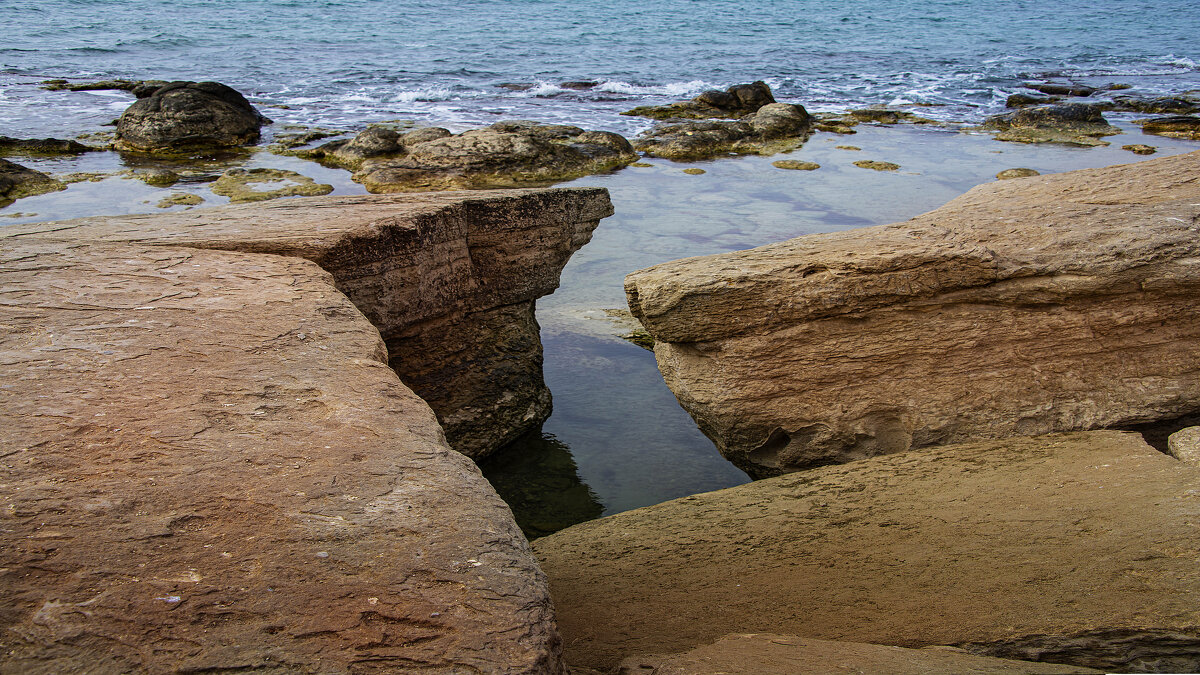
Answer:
[
  {"left": 0, "top": 238, "right": 564, "bottom": 672},
  {"left": 535, "top": 431, "right": 1200, "bottom": 672},
  {"left": 115, "top": 81, "right": 271, "bottom": 153},
  {"left": 633, "top": 103, "right": 813, "bottom": 161},
  {"left": 625, "top": 150, "right": 1200, "bottom": 477},
  {"left": 297, "top": 121, "right": 637, "bottom": 192},
  {"left": 618, "top": 634, "right": 1100, "bottom": 674},
  {"left": 983, "top": 103, "right": 1121, "bottom": 145},
  {"left": 3, "top": 187, "right": 613, "bottom": 459}
]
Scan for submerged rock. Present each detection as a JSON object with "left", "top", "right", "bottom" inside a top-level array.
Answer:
[
  {"left": 1122, "top": 143, "right": 1157, "bottom": 155},
  {"left": 1138, "top": 115, "right": 1200, "bottom": 140},
  {"left": 115, "top": 81, "right": 271, "bottom": 153},
  {"left": 341, "top": 120, "right": 638, "bottom": 192},
  {"left": 0, "top": 158, "right": 65, "bottom": 207},
  {"left": 772, "top": 160, "right": 819, "bottom": 170},
  {"left": 537, "top": 431, "right": 1200, "bottom": 673},
  {"left": 853, "top": 159, "right": 900, "bottom": 171},
  {"left": 996, "top": 167, "right": 1041, "bottom": 179},
  {"left": 622, "top": 81, "right": 776, "bottom": 120},
  {"left": 634, "top": 103, "right": 813, "bottom": 160},
  {"left": 211, "top": 168, "right": 334, "bottom": 202},
  {"left": 984, "top": 103, "right": 1121, "bottom": 146},
  {"left": 624, "top": 150, "right": 1200, "bottom": 476},
  {"left": 0, "top": 136, "right": 96, "bottom": 156}
]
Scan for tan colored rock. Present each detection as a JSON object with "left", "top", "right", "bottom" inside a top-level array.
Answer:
[
  {"left": 1167, "top": 426, "right": 1200, "bottom": 464},
  {"left": 3, "top": 187, "right": 613, "bottom": 459},
  {"left": 535, "top": 431, "right": 1200, "bottom": 673},
  {"left": 618, "top": 633, "right": 1101, "bottom": 674},
  {"left": 0, "top": 240, "right": 562, "bottom": 673},
  {"left": 625, "top": 150, "right": 1200, "bottom": 476}
]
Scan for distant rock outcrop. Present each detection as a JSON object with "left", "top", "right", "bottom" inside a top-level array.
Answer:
[
  {"left": 625, "top": 150, "right": 1200, "bottom": 477},
  {"left": 622, "top": 81, "right": 776, "bottom": 120},
  {"left": 115, "top": 81, "right": 271, "bottom": 153}
]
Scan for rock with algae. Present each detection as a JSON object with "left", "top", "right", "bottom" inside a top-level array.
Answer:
[
  {"left": 0, "top": 158, "right": 65, "bottom": 207},
  {"left": 983, "top": 104, "right": 1121, "bottom": 146},
  {"left": 211, "top": 168, "right": 333, "bottom": 203},
  {"left": 622, "top": 81, "right": 776, "bottom": 120}
]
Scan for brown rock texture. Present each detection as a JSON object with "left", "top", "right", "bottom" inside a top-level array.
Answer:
[
  {"left": 534, "top": 431, "right": 1200, "bottom": 673},
  {"left": 618, "top": 633, "right": 1101, "bottom": 674},
  {"left": 114, "top": 81, "right": 270, "bottom": 153},
  {"left": 625, "top": 150, "right": 1200, "bottom": 477},
  {"left": 0, "top": 240, "right": 563, "bottom": 673},
  {"left": 3, "top": 188, "right": 613, "bottom": 459}
]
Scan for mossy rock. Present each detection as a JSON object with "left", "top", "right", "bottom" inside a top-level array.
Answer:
[
  {"left": 835, "top": 145, "right": 861, "bottom": 151},
  {"left": 682, "top": 168, "right": 706, "bottom": 175},
  {"left": 134, "top": 169, "right": 180, "bottom": 187},
  {"left": 1138, "top": 116, "right": 1200, "bottom": 140},
  {"left": 623, "top": 81, "right": 776, "bottom": 121},
  {"left": 157, "top": 192, "right": 204, "bottom": 208},
  {"left": 211, "top": 168, "right": 333, "bottom": 203},
  {"left": 1122, "top": 144, "right": 1157, "bottom": 155},
  {"left": 0, "top": 158, "right": 66, "bottom": 207},
  {"left": 635, "top": 103, "right": 813, "bottom": 161},
  {"left": 630, "top": 162, "right": 654, "bottom": 168},
  {"left": 0, "top": 136, "right": 97, "bottom": 157},
  {"left": 996, "top": 168, "right": 1041, "bottom": 180},
  {"left": 772, "top": 160, "right": 819, "bottom": 171},
  {"left": 984, "top": 104, "right": 1120, "bottom": 146},
  {"left": 853, "top": 160, "right": 900, "bottom": 171}
]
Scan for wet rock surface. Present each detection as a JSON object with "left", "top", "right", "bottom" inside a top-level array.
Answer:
[
  {"left": 633, "top": 103, "right": 813, "bottom": 160},
  {"left": 299, "top": 121, "right": 637, "bottom": 192},
  {"left": 535, "top": 431, "right": 1200, "bottom": 673},
  {"left": 617, "top": 633, "right": 1101, "bottom": 674},
  {"left": 1139, "top": 115, "right": 1200, "bottom": 140},
  {"left": 984, "top": 103, "right": 1121, "bottom": 146},
  {"left": 211, "top": 168, "right": 334, "bottom": 202},
  {"left": 0, "top": 136, "right": 97, "bottom": 156},
  {"left": 3, "top": 188, "right": 613, "bottom": 460},
  {"left": 624, "top": 150, "right": 1200, "bottom": 476},
  {"left": 0, "top": 239, "right": 564, "bottom": 673},
  {"left": 42, "top": 78, "right": 169, "bottom": 97},
  {"left": 0, "top": 158, "right": 65, "bottom": 206},
  {"left": 115, "top": 81, "right": 271, "bottom": 153},
  {"left": 622, "top": 81, "right": 776, "bottom": 120}
]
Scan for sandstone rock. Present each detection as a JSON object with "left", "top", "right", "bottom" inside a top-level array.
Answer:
[
  {"left": 1139, "top": 115, "right": 1200, "bottom": 140},
  {"left": 0, "top": 135, "right": 96, "bottom": 156},
  {"left": 996, "top": 167, "right": 1040, "bottom": 179},
  {"left": 3, "top": 188, "right": 613, "bottom": 460},
  {"left": 983, "top": 104, "right": 1121, "bottom": 146},
  {"left": 0, "top": 240, "right": 563, "bottom": 673},
  {"left": 115, "top": 81, "right": 271, "bottom": 153},
  {"left": 624, "top": 150, "right": 1200, "bottom": 476},
  {"left": 617, "top": 633, "right": 1101, "bottom": 674},
  {"left": 535, "top": 431, "right": 1200, "bottom": 672},
  {"left": 310, "top": 121, "right": 637, "bottom": 192},
  {"left": 0, "top": 158, "right": 65, "bottom": 207},
  {"left": 634, "top": 103, "right": 812, "bottom": 161},
  {"left": 211, "top": 168, "right": 334, "bottom": 203},
  {"left": 622, "top": 81, "right": 776, "bottom": 120},
  {"left": 1167, "top": 426, "right": 1200, "bottom": 464}
]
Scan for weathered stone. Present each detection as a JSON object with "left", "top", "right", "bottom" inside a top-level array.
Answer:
[
  {"left": 536, "top": 432, "right": 1200, "bottom": 673},
  {"left": 115, "top": 81, "right": 271, "bottom": 153},
  {"left": 622, "top": 81, "right": 776, "bottom": 120},
  {"left": 1007, "top": 92, "right": 1060, "bottom": 108},
  {"left": 135, "top": 168, "right": 180, "bottom": 186},
  {"left": 617, "top": 633, "right": 1101, "bottom": 674},
  {"left": 211, "top": 168, "right": 334, "bottom": 203},
  {"left": 328, "top": 121, "right": 637, "bottom": 192},
  {"left": 682, "top": 168, "right": 706, "bottom": 175},
  {"left": 1122, "top": 143, "right": 1157, "bottom": 155},
  {"left": 624, "top": 151, "right": 1200, "bottom": 476},
  {"left": 3, "top": 188, "right": 613, "bottom": 460},
  {"left": 984, "top": 104, "right": 1121, "bottom": 146},
  {"left": 0, "top": 239, "right": 564, "bottom": 673},
  {"left": 847, "top": 108, "right": 937, "bottom": 125},
  {"left": 1024, "top": 82, "right": 1098, "bottom": 97},
  {"left": 996, "top": 167, "right": 1041, "bottom": 179},
  {"left": 634, "top": 103, "right": 812, "bottom": 161},
  {"left": 41, "top": 78, "right": 168, "bottom": 96},
  {"left": 1139, "top": 115, "right": 1200, "bottom": 140},
  {"left": 156, "top": 192, "right": 203, "bottom": 208},
  {"left": 0, "top": 158, "right": 65, "bottom": 207},
  {"left": 772, "top": 160, "right": 819, "bottom": 171},
  {"left": 0, "top": 136, "right": 96, "bottom": 156},
  {"left": 1108, "top": 95, "right": 1200, "bottom": 115},
  {"left": 1167, "top": 426, "right": 1200, "bottom": 464},
  {"left": 853, "top": 159, "right": 900, "bottom": 171}
]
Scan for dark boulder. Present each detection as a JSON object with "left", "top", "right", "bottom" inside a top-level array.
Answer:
[
  {"left": 984, "top": 103, "right": 1121, "bottom": 146},
  {"left": 1108, "top": 96, "right": 1200, "bottom": 115},
  {"left": 560, "top": 80, "right": 600, "bottom": 90},
  {"left": 0, "top": 136, "right": 96, "bottom": 156},
  {"left": 622, "top": 81, "right": 777, "bottom": 120},
  {"left": 0, "top": 158, "right": 65, "bottom": 206},
  {"left": 1006, "top": 92, "right": 1060, "bottom": 108},
  {"left": 1139, "top": 115, "right": 1200, "bottom": 140},
  {"left": 1024, "top": 82, "right": 1098, "bottom": 97},
  {"left": 114, "top": 81, "right": 271, "bottom": 153},
  {"left": 41, "top": 78, "right": 168, "bottom": 95}
]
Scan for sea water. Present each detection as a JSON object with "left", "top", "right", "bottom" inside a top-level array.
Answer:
[{"left": 4, "top": 0, "right": 1200, "bottom": 536}]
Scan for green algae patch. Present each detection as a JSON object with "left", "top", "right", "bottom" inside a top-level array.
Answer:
[
  {"left": 630, "top": 162, "right": 655, "bottom": 167},
  {"left": 853, "top": 160, "right": 900, "bottom": 171},
  {"left": 211, "top": 168, "right": 334, "bottom": 203},
  {"left": 157, "top": 192, "right": 204, "bottom": 208},
  {"left": 772, "top": 160, "right": 819, "bottom": 171},
  {"left": 1122, "top": 144, "right": 1157, "bottom": 155},
  {"left": 995, "top": 168, "right": 1041, "bottom": 180},
  {"left": 836, "top": 145, "right": 862, "bottom": 151}
]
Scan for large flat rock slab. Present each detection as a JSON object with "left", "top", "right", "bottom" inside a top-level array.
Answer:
[
  {"left": 3, "top": 188, "right": 613, "bottom": 458},
  {"left": 0, "top": 240, "right": 562, "bottom": 673},
  {"left": 618, "top": 633, "right": 1100, "bottom": 674},
  {"left": 624, "top": 150, "right": 1200, "bottom": 476},
  {"left": 534, "top": 431, "right": 1200, "bottom": 672}
]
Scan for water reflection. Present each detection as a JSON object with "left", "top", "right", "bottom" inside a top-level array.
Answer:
[{"left": 480, "top": 427, "right": 604, "bottom": 540}]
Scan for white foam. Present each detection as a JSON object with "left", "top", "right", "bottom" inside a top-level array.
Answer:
[{"left": 595, "top": 79, "right": 712, "bottom": 96}]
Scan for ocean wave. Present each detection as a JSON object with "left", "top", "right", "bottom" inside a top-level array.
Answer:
[
  {"left": 1161, "top": 54, "right": 1199, "bottom": 70},
  {"left": 595, "top": 79, "right": 713, "bottom": 97},
  {"left": 391, "top": 88, "right": 454, "bottom": 103}
]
